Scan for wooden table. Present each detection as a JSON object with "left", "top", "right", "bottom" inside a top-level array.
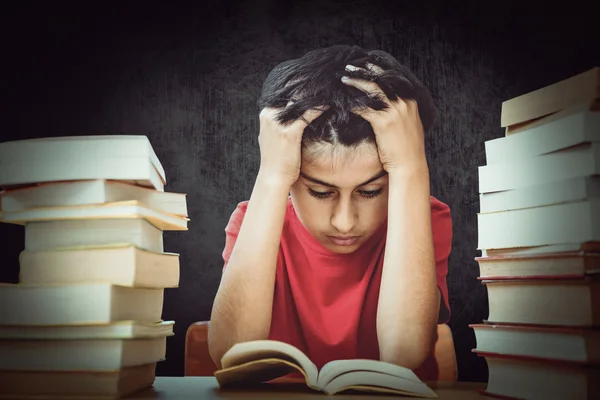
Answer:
[{"left": 129, "top": 377, "right": 489, "bottom": 399}]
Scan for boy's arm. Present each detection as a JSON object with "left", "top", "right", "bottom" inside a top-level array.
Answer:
[
  {"left": 208, "top": 173, "right": 290, "bottom": 368},
  {"left": 339, "top": 67, "right": 450, "bottom": 370},
  {"left": 376, "top": 164, "right": 442, "bottom": 370},
  {"left": 208, "top": 106, "right": 326, "bottom": 368}
]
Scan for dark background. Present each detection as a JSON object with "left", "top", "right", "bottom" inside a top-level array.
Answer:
[{"left": 0, "top": 0, "right": 597, "bottom": 383}]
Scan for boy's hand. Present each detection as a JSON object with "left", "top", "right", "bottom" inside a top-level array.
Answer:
[
  {"left": 257, "top": 105, "right": 327, "bottom": 187},
  {"left": 341, "top": 63, "right": 428, "bottom": 173}
]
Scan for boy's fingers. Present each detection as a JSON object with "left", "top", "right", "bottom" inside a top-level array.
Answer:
[
  {"left": 341, "top": 76, "right": 387, "bottom": 102},
  {"left": 259, "top": 107, "right": 280, "bottom": 120},
  {"left": 291, "top": 106, "right": 329, "bottom": 130},
  {"left": 365, "top": 62, "right": 385, "bottom": 75},
  {"left": 349, "top": 106, "right": 376, "bottom": 122}
]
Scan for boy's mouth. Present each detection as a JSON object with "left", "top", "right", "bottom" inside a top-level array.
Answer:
[{"left": 328, "top": 236, "right": 359, "bottom": 246}]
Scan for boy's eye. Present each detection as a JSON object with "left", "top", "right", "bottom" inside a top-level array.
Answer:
[
  {"left": 308, "top": 189, "right": 332, "bottom": 199},
  {"left": 359, "top": 189, "right": 383, "bottom": 198},
  {"left": 308, "top": 188, "right": 384, "bottom": 200}
]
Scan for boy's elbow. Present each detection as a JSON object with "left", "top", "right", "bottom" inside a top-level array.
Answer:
[
  {"left": 207, "top": 324, "right": 227, "bottom": 369},
  {"left": 381, "top": 347, "right": 430, "bottom": 370},
  {"left": 209, "top": 347, "right": 224, "bottom": 370},
  {"left": 380, "top": 347, "right": 430, "bottom": 370},
  {"left": 206, "top": 287, "right": 274, "bottom": 369},
  {"left": 380, "top": 329, "right": 436, "bottom": 370}
]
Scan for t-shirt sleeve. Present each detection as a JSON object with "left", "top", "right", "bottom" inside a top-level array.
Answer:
[
  {"left": 431, "top": 199, "right": 452, "bottom": 324},
  {"left": 221, "top": 201, "right": 249, "bottom": 270}
]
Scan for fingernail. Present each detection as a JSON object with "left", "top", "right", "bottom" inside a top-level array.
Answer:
[
  {"left": 345, "top": 65, "right": 358, "bottom": 71},
  {"left": 341, "top": 76, "right": 350, "bottom": 81}
]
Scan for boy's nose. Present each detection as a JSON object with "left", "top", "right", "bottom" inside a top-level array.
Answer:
[{"left": 330, "top": 200, "right": 357, "bottom": 234}]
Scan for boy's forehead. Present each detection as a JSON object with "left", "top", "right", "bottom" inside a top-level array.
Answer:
[
  {"left": 301, "top": 142, "right": 383, "bottom": 184},
  {"left": 303, "top": 141, "right": 377, "bottom": 159}
]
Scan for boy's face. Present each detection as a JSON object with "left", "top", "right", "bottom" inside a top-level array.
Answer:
[{"left": 290, "top": 141, "right": 389, "bottom": 254}]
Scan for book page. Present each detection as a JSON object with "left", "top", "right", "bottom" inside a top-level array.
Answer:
[
  {"left": 220, "top": 340, "right": 319, "bottom": 386},
  {"left": 317, "top": 359, "right": 422, "bottom": 388},
  {"left": 215, "top": 358, "right": 304, "bottom": 388},
  {"left": 322, "top": 370, "right": 437, "bottom": 397}
]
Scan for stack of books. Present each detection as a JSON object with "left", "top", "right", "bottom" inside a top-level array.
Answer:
[
  {"left": 0, "top": 135, "right": 189, "bottom": 399},
  {"left": 471, "top": 67, "right": 600, "bottom": 399}
]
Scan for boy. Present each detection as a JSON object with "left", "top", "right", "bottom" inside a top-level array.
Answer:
[{"left": 208, "top": 45, "right": 452, "bottom": 380}]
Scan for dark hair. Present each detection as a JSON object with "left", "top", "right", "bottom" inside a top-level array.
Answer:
[{"left": 257, "top": 45, "right": 437, "bottom": 149}]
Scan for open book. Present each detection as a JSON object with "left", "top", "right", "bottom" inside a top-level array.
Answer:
[{"left": 214, "top": 340, "right": 437, "bottom": 397}]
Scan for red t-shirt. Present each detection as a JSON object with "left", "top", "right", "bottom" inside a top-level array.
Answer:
[{"left": 221, "top": 196, "right": 452, "bottom": 380}]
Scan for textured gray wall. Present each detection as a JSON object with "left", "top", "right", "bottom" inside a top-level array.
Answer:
[{"left": 1, "top": 0, "right": 597, "bottom": 382}]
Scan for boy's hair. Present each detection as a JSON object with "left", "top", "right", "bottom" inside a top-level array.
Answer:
[{"left": 257, "top": 45, "right": 437, "bottom": 149}]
